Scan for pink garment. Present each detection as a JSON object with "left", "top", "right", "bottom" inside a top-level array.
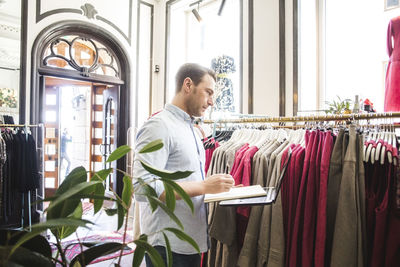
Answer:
[
  {"left": 230, "top": 144, "right": 249, "bottom": 178},
  {"left": 385, "top": 16, "right": 400, "bottom": 111},
  {"left": 314, "top": 131, "right": 334, "bottom": 267},
  {"left": 301, "top": 130, "right": 321, "bottom": 267},
  {"left": 204, "top": 138, "right": 220, "bottom": 174},
  {"left": 283, "top": 145, "right": 305, "bottom": 267},
  {"left": 233, "top": 146, "right": 259, "bottom": 251},
  {"left": 289, "top": 130, "right": 315, "bottom": 267},
  {"left": 281, "top": 144, "right": 297, "bottom": 247},
  {"left": 236, "top": 146, "right": 259, "bottom": 217}
]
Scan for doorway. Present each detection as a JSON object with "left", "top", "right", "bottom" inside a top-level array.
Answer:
[
  {"left": 29, "top": 24, "right": 131, "bottom": 200},
  {"left": 43, "top": 77, "right": 119, "bottom": 197}
]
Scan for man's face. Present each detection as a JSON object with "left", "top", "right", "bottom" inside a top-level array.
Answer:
[{"left": 186, "top": 74, "right": 215, "bottom": 117}]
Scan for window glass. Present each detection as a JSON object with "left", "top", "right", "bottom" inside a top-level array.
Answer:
[
  {"left": 43, "top": 35, "right": 119, "bottom": 78},
  {"left": 299, "top": 0, "right": 395, "bottom": 113},
  {"left": 167, "top": 0, "right": 242, "bottom": 118},
  {"left": 325, "top": 0, "right": 390, "bottom": 112}
]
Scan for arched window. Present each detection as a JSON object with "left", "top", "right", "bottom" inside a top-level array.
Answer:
[{"left": 42, "top": 35, "right": 120, "bottom": 78}]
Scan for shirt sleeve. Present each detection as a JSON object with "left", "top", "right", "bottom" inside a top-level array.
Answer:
[{"left": 132, "top": 118, "right": 170, "bottom": 202}]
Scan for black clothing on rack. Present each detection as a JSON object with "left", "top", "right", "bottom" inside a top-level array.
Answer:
[{"left": 0, "top": 129, "right": 40, "bottom": 227}]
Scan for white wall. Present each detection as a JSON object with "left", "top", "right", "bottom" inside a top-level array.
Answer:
[
  {"left": 252, "top": 0, "right": 280, "bottom": 116},
  {"left": 24, "top": 0, "right": 137, "bottom": 125}
]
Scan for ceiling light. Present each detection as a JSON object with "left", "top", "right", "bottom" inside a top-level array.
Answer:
[
  {"left": 218, "top": 0, "right": 226, "bottom": 16},
  {"left": 192, "top": 8, "right": 202, "bottom": 22},
  {"left": 190, "top": 0, "right": 203, "bottom": 23}
]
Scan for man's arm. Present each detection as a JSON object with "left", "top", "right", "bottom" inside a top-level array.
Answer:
[{"left": 158, "top": 174, "right": 234, "bottom": 202}]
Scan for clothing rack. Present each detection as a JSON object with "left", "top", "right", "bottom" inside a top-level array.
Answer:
[
  {"left": 203, "top": 112, "right": 400, "bottom": 124},
  {"left": 0, "top": 123, "right": 44, "bottom": 231}
]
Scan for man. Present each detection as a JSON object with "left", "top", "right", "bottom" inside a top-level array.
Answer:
[
  {"left": 133, "top": 63, "right": 235, "bottom": 266},
  {"left": 60, "top": 128, "right": 72, "bottom": 176}
]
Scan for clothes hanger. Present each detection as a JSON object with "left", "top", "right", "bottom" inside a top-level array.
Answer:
[
  {"left": 380, "top": 120, "right": 388, "bottom": 165},
  {"left": 365, "top": 124, "right": 375, "bottom": 163}
]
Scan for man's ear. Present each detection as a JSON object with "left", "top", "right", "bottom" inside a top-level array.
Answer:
[{"left": 183, "top": 77, "right": 192, "bottom": 93}]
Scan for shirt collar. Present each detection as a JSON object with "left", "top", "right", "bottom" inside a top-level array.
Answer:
[{"left": 165, "top": 103, "right": 194, "bottom": 123}]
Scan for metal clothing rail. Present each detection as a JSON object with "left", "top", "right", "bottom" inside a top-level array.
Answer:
[
  {"left": 0, "top": 124, "right": 41, "bottom": 127},
  {"left": 203, "top": 112, "right": 400, "bottom": 124}
]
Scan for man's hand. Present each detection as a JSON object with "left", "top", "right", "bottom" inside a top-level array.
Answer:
[
  {"left": 159, "top": 174, "right": 235, "bottom": 201},
  {"left": 203, "top": 174, "right": 235, "bottom": 194}
]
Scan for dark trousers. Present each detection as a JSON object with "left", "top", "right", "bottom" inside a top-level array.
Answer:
[{"left": 145, "top": 246, "right": 200, "bottom": 267}]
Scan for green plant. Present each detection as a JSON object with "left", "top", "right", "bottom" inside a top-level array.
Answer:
[
  {"left": 0, "top": 140, "right": 198, "bottom": 267},
  {"left": 325, "top": 95, "right": 353, "bottom": 115}
]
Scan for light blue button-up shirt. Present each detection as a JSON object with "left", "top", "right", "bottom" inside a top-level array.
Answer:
[{"left": 133, "top": 104, "right": 208, "bottom": 254}]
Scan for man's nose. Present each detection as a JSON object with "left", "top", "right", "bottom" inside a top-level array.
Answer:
[{"left": 208, "top": 96, "right": 214, "bottom": 106}]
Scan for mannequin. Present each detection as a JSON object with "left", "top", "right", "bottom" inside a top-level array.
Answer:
[{"left": 385, "top": 16, "right": 400, "bottom": 111}]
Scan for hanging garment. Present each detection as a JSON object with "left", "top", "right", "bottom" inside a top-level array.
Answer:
[
  {"left": 237, "top": 141, "right": 281, "bottom": 267},
  {"left": 314, "top": 131, "right": 334, "bottom": 267},
  {"left": 325, "top": 130, "right": 345, "bottom": 265},
  {"left": 288, "top": 130, "right": 315, "bottom": 267},
  {"left": 385, "top": 16, "right": 400, "bottom": 111},
  {"left": 330, "top": 126, "right": 365, "bottom": 267}
]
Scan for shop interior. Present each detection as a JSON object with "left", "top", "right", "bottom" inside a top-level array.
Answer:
[{"left": 0, "top": 0, "right": 399, "bottom": 266}]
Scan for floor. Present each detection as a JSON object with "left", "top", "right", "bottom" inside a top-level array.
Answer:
[{"left": 46, "top": 200, "right": 146, "bottom": 267}]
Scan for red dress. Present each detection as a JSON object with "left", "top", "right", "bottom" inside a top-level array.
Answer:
[{"left": 385, "top": 16, "right": 400, "bottom": 111}]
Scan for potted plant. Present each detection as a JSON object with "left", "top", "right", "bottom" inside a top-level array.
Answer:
[
  {"left": 325, "top": 95, "right": 353, "bottom": 115},
  {"left": 0, "top": 139, "right": 198, "bottom": 267}
]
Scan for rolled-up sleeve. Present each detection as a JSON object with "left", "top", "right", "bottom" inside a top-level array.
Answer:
[{"left": 133, "top": 119, "right": 170, "bottom": 202}]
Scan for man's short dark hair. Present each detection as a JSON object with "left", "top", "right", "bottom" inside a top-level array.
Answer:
[{"left": 175, "top": 63, "right": 216, "bottom": 94}]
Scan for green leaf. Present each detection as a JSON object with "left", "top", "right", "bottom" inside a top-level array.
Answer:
[
  {"left": 133, "top": 240, "right": 165, "bottom": 267},
  {"left": 132, "top": 245, "right": 145, "bottom": 267},
  {"left": 0, "top": 246, "right": 53, "bottom": 267},
  {"left": 10, "top": 218, "right": 93, "bottom": 256},
  {"left": 117, "top": 203, "right": 125, "bottom": 230},
  {"left": 93, "top": 184, "right": 106, "bottom": 214},
  {"left": 59, "top": 202, "right": 83, "bottom": 239},
  {"left": 105, "top": 208, "right": 118, "bottom": 216},
  {"left": 140, "top": 161, "right": 193, "bottom": 180},
  {"left": 92, "top": 168, "right": 113, "bottom": 181},
  {"left": 164, "top": 228, "right": 200, "bottom": 253},
  {"left": 147, "top": 195, "right": 158, "bottom": 212},
  {"left": 107, "top": 145, "right": 131, "bottom": 163},
  {"left": 139, "top": 139, "right": 164, "bottom": 154},
  {"left": 161, "top": 179, "right": 194, "bottom": 213},
  {"left": 122, "top": 176, "right": 133, "bottom": 208},
  {"left": 0, "top": 230, "right": 52, "bottom": 258},
  {"left": 70, "top": 242, "right": 127, "bottom": 266},
  {"left": 56, "top": 166, "right": 88, "bottom": 195},
  {"left": 91, "top": 168, "right": 113, "bottom": 214},
  {"left": 163, "top": 183, "right": 175, "bottom": 212},
  {"left": 46, "top": 181, "right": 103, "bottom": 217},
  {"left": 146, "top": 196, "right": 183, "bottom": 229},
  {"left": 47, "top": 167, "right": 87, "bottom": 221},
  {"left": 142, "top": 184, "right": 158, "bottom": 198},
  {"left": 162, "top": 233, "right": 173, "bottom": 267}
]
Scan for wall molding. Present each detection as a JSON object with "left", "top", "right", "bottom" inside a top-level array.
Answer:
[
  {"left": 136, "top": 1, "right": 154, "bottom": 128},
  {"left": 35, "top": 0, "right": 133, "bottom": 45}
]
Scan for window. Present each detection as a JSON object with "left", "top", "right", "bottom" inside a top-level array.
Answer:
[
  {"left": 298, "top": 0, "right": 394, "bottom": 113},
  {"left": 43, "top": 35, "right": 120, "bottom": 78},
  {"left": 167, "top": 0, "right": 242, "bottom": 117}
]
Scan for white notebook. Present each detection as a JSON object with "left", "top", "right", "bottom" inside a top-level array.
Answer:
[{"left": 204, "top": 184, "right": 267, "bottom": 203}]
